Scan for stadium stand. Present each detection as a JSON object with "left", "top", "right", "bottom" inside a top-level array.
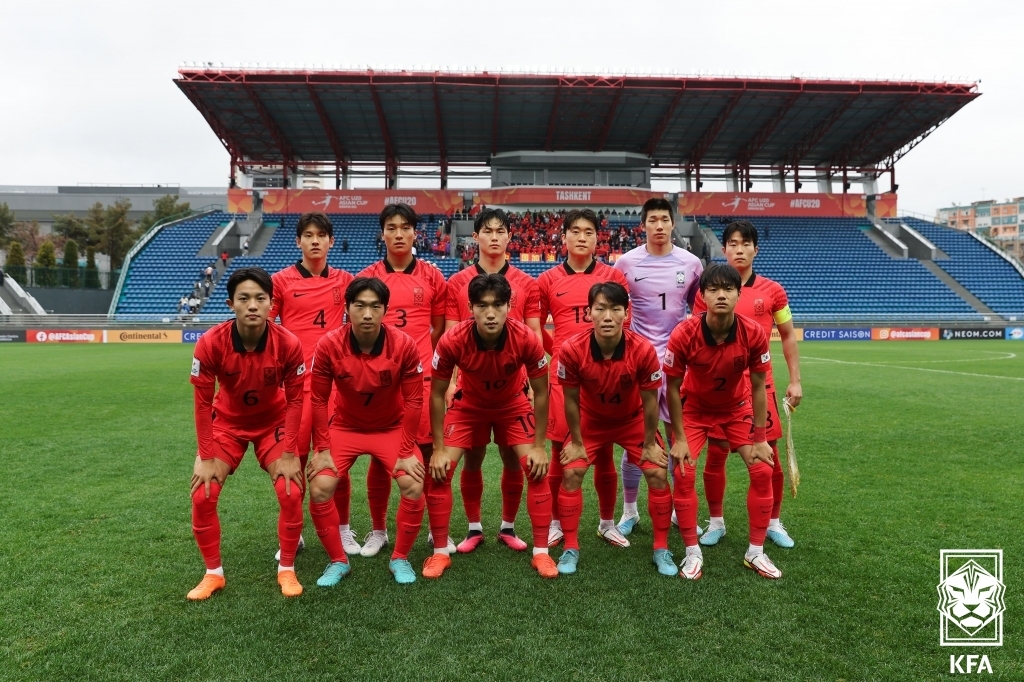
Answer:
[
  {"left": 700, "top": 216, "right": 981, "bottom": 320},
  {"left": 896, "top": 217, "right": 1024, "bottom": 316}
]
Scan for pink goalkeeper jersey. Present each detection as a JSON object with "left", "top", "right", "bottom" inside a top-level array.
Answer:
[{"left": 613, "top": 244, "right": 703, "bottom": 360}]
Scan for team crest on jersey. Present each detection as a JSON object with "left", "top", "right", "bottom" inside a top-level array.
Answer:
[
  {"left": 379, "top": 369, "right": 393, "bottom": 386},
  {"left": 296, "top": 363, "right": 306, "bottom": 376},
  {"left": 733, "top": 357, "right": 745, "bottom": 372},
  {"left": 619, "top": 374, "right": 633, "bottom": 390},
  {"left": 675, "top": 271, "right": 687, "bottom": 287},
  {"left": 664, "top": 350, "right": 675, "bottom": 368},
  {"left": 509, "top": 290, "right": 518, "bottom": 309},
  {"left": 413, "top": 287, "right": 424, "bottom": 306},
  {"left": 332, "top": 287, "right": 342, "bottom": 305},
  {"left": 504, "top": 362, "right": 518, "bottom": 376},
  {"left": 264, "top": 368, "right": 277, "bottom": 385},
  {"left": 191, "top": 357, "right": 201, "bottom": 378},
  {"left": 754, "top": 298, "right": 765, "bottom": 316}
]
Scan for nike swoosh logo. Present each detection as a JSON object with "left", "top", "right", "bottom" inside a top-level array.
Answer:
[
  {"left": 556, "top": 292, "right": 569, "bottom": 297},
  {"left": 293, "top": 293, "right": 307, "bottom": 297},
  {"left": 225, "top": 371, "right": 241, "bottom": 376},
  {"left": 634, "top": 276, "right": 649, "bottom": 281}
]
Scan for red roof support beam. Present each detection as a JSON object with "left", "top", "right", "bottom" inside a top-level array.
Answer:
[
  {"left": 306, "top": 84, "right": 347, "bottom": 175},
  {"left": 244, "top": 84, "right": 294, "bottom": 164},
  {"left": 830, "top": 95, "right": 917, "bottom": 168},
  {"left": 432, "top": 82, "right": 448, "bottom": 188},
  {"left": 643, "top": 86, "right": 686, "bottom": 157},
  {"left": 545, "top": 82, "right": 563, "bottom": 151},
  {"left": 595, "top": 80, "right": 625, "bottom": 152},
  {"left": 735, "top": 91, "right": 801, "bottom": 167},
  {"left": 367, "top": 76, "right": 397, "bottom": 186},
  {"left": 491, "top": 79, "right": 500, "bottom": 156},
  {"left": 780, "top": 95, "right": 857, "bottom": 168},
  {"left": 687, "top": 90, "right": 744, "bottom": 166}
]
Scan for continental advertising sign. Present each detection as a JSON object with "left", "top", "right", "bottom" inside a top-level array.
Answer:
[
  {"left": 872, "top": 327, "right": 939, "bottom": 341},
  {"left": 105, "top": 329, "right": 183, "bottom": 343},
  {"left": 27, "top": 329, "right": 103, "bottom": 343}
]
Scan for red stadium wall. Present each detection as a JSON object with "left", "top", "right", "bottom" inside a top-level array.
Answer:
[
  {"left": 678, "top": 192, "right": 897, "bottom": 219},
  {"left": 228, "top": 189, "right": 464, "bottom": 215}
]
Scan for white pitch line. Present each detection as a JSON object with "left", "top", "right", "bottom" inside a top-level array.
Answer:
[
  {"left": 809, "top": 351, "right": 1017, "bottom": 365},
  {"left": 802, "top": 356, "right": 1024, "bottom": 381}
]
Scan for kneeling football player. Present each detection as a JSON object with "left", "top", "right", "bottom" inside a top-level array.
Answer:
[
  {"left": 187, "top": 267, "right": 307, "bottom": 600},
  {"left": 306, "top": 277, "right": 427, "bottom": 586},
  {"left": 554, "top": 282, "right": 675, "bottom": 576},
  {"left": 425, "top": 273, "right": 555, "bottom": 579},
  {"left": 664, "top": 263, "right": 779, "bottom": 580}
]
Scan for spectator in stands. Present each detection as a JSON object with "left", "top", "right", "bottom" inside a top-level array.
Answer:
[
  {"left": 204, "top": 265, "right": 214, "bottom": 282},
  {"left": 220, "top": 251, "right": 228, "bottom": 267},
  {"left": 203, "top": 279, "right": 212, "bottom": 298},
  {"left": 188, "top": 295, "right": 200, "bottom": 314},
  {"left": 242, "top": 238, "right": 250, "bottom": 256},
  {"left": 193, "top": 281, "right": 202, "bottom": 298},
  {"left": 701, "top": 240, "right": 711, "bottom": 263}
]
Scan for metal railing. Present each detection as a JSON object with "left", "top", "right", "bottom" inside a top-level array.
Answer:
[
  {"left": 0, "top": 313, "right": 218, "bottom": 328},
  {"left": 3, "top": 266, "right": 119, "bottom": 289},
  {"left": 107, "top": 204, "right": 224, "bottom": 317}
]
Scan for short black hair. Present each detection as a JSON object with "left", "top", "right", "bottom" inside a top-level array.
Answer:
[
  {"left": 588, "top": 281, "right": 630, "bottom": 308},
  {"left": 380, "top": 203, "right": 417, "bottom": 230},
  {"left": 227, "top": 267, "right": 273, "bottom": 299},
  {"left": 562, "top": 208, "right": 600, "bottom": 234},
  {"left": 474, "top": 208, "right": 510, "bottom": 233},
  {"left": 296, "top": 212, "right": 334, "bottom": 238},
  {"left": 345, "top": 276, "right": 391, "bottom": 308},
  {"left": 699, "top": 263, "right": 743, "bottom": 293},
  {"left": 641, "top": 198, "right": 675, "bottom": 225},
  {"left": 468, "top": 273, "right": 512, "bottom": 306},
  {"left": 722, "top": 220, "right": 759, "bottom": 247}
]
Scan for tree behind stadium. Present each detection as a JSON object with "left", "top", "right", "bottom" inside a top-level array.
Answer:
[
  {"left": 84, "top": 246, "right": 100, "bottom": 289},
  {"left": 63, "top": 239, "right": 80, "bottom": 288},
  {"left": 6, "top": 240, "right": 26, "bottom": 285},
  {"left": 34, "top": 239, "right": 57, "bottom": 287}
]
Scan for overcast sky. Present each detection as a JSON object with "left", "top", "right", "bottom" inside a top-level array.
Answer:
[{"left": 1, "top": 0, "right": 1021, "bottom": 214}]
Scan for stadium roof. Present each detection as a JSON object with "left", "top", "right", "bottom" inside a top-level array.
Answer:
[{"left": 176, "top": 67, "right": 978, "bottom": 178}]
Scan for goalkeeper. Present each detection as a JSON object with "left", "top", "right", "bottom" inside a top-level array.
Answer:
[{"left": 690, "top": 220, "right": 803, "bottom": 549}]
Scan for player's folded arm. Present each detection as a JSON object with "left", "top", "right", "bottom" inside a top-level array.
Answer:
[
  {"left": 398, "top": 350, "right": 425, "bottom": 456},
  {"left": 192, "top": 383, "right": 217, "bottom": 460},
  {"left": 308, "top": 351, "right": 335, "bottom": 452}
]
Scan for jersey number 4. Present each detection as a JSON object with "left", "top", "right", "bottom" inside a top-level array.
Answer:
[{"left": 313, "top": 310, "right": 326, "bottom": 328}]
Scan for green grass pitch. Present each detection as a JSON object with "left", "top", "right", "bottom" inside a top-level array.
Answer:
[{"left": 1, "top": 341, "right": 1022, "bottom": 680}]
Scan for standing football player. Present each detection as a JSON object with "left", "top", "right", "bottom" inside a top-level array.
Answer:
[
  {"left": 270, "top": 212, "right": 357, "bottom": 556},
  {"left": 354, "top": 204, "right": 447, "bottom": 558},
  {"left": 664, "top": 263, "right": 779, "bottom": 580},
  {"left": 613, "top": 198, "right": 703, "bottom": 535},
  {"left": 554, "top": 282, "right": 676, "bottom": 576},
  {"left": 443, "top": 209, "right": 543, "bottom": 554},
  {"left": 692, "top": 220, "right": 802, "bottom": 549},
  {"left": 187, "top": 267, "right": 307, "bottom": 599},
  {"left": 306, "top": 277, "right": 427, "bottom": 585},
  {"left": 537, "top": 208, "right": 630, "bottom": 549},
  {"left": 425, "top": 274, "right": 555, "bottom": 579}
]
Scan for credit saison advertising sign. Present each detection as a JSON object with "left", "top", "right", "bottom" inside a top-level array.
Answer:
[{"left": 802, "top": 328, "right": 871, "bottom": 341}]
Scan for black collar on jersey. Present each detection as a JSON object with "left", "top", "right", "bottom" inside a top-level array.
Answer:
[
  {"left": 744, "top": 272, "right": 757, "bottom": 287},
  {"left": 562, "top": 258, "right": 598, "bottom": 275},
  {"left": 231, "top": 321, "right": 270, "bottom": 353},
  {"left": 349, "top": 325, "right": 386, "bottom": 356},
  {"left": 295, "top": 260, "right": 330, "bottom": 278},
  {"left": 474, "top": 260, "right": 510, "bottom": 277},
  {"left": 589, "top": 330, "right": 627, "bottom": 361},
  {"left": 473, "top": 323, "right": 508, "bottom": 351},
  {"left": 700, "top": 312, "right": 738, "bottom": 346},
  {"left": 383, "top": 255, "right": 417, "bottom": 275}
]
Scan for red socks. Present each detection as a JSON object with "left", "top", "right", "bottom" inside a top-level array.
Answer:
[
  {"left": 426, "top": 468, "right": 455, "bottom": 551},
  {"left": 460, "top": 468, "right": 484, "bottom": 524},
  {"left": 591, "top": 445, "right": 617, "bottom": 520},
  {"left": 500, "top": 466, "right": 524, "bottom": 524},
  {"left": 366, "top": 458, "right": 393, "bottom": 532},
  {"left": 648, "top": 485, "right": 673, "bottom": 550},
  {"left": 273, "top": 476, "right": 304, "bottom": 566},
  {"left": 747, "top": 462, "right": 773, "bottom": 545},
  {"left": 521, "top": 457, "right": 552, "bottom": 549},
  {"left": 332, "top": 472, "right": 351, "bottom": 526},
  {"left": 310, "top": 499, "right": 347, "bottom": 563},
  {"left": 191, "top": 482, "right": 223, "bottom": 569},
  {"left": 703, "top": 441, "right": 729, "bottom": 517},
  {"left": 557, "top": 485, "right": 583, "bottom": 550},
  {"left": 546, "top": 442, "right": 564, "bottom": 520},
  {"left": 391, "top": 495, "right": 424, "bottom": 560},
  {"left": 672, "top": 463, "right": 700, "bottom": 546},
  {"left": 770, "top": 442, "right": 784, "bottom": 518}
]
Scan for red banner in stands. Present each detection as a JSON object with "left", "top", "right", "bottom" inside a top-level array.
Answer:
[
  {"left": 677, "top": 192, "right": 897, "bottom": 218},
  {"left": 229, "top": 189, "right": 465, "bottom": 215},
  {"left": 473, "top": 187, "right": 663, "bottom": 207}
]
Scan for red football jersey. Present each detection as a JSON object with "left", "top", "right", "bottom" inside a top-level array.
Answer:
[
  {"left": 432, "top": 318, "right": 548, "bottom": 407},
  {"left": 556, "top": 329, "right": 662, "bottom": 422},
  {"left": 445, "top": 261, "right": 541, "bottom": 324},
  {"left": 190, "top": 320, "right": 305, "bottom": 456},
  {"left": 358, "top": 257, "right": 446, "bottom": 373},
  {"left": 692, "top": 271, "right": 791, "bottom": 387},
  {"left": 663, "top": 313, "right": 771, "bottom": 413},
  {"left": 309, "top": 324, "right": 424, "bottom": 453},
  {"left": 538, "top": 259, "right": 630, "bottom": 380},
  {"left": 270, "top": 262, "right": 354, "bottom": 378}
]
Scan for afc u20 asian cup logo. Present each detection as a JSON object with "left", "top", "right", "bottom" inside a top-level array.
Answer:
[{"left": 937, "top": 549, "right": 1005, "bottom": 646}]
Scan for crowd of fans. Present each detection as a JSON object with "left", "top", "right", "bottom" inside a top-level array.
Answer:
[
  {"left": 178, "top": 265, "right": 218, "bottom": 317},
  {"left": 504, "top": 209, "right": 646, "bottom": 262}
]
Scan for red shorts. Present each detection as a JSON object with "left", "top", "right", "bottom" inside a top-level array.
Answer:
[
  {"left": 708, "top": 389, "right": 781, "bottom": 444},
  {"left": 204, "top": 420, "right": 286, "bottom": 473},
  {"left": 297, "top": 385, "right": 339, "bottom": 456},
  {"left": 547, "top": 381, "right": 569, "bottom": 445},
  {"left": 443, "top": 392, "right": 536, "bottom": 449},
  {"left": 314, "top": 426, "right": 423, "bottom": 480},
  {"left": 567, "top": 414, "right": 664, "bottom": 471},
  {"left": 683, "top": 406, "right": 754, "bottom": 461}
]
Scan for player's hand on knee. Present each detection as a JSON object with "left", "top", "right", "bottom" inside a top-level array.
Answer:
[
  {"left": 527, "top": 445, "right": 549, "bottom": 480},
  {"left": 444, "top": 384, "right": 458, "bottom": 409},
  {"left": 429, "top": 450, "right": 451, "bottom": 483},
  {"left": 191, "top": 458, "right": 220, "bottom": 498},
  {"left": 560, "top": 441, "right": 588, "bottom": 466},
  {"left": 306, "top": 449, "right": 336, "bottom": 481},
  {"left": 275, "top": 452, "right": 304, "bottom": 496},
  {"left": 640, "top": 442, "right": 668, "bottom": 468},
  {"left": 395, "top": 455, "right": 425, "bottom": 483},
  {"left": 751, "top": 441, "right": 774, "bottom": 466},
  {"left": 786, "top": 382, "right": 802, "bottom": 408},
  {"left": 670, "top": 441, "right": 692, "bottom": 470}
]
